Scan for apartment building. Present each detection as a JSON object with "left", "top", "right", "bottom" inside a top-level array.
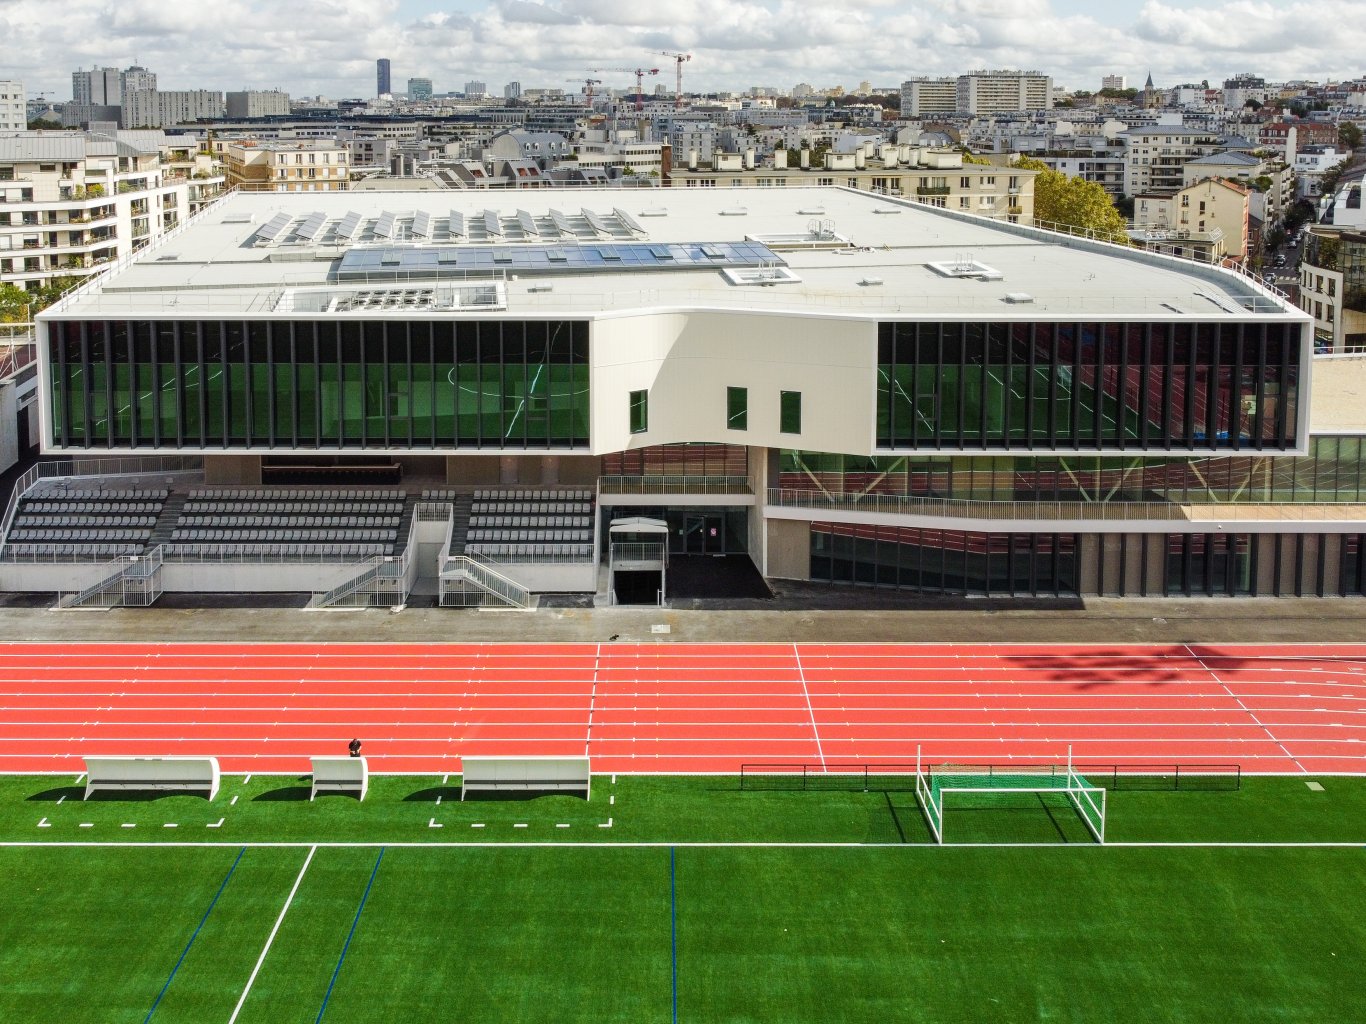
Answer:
[
  {"left": 671, "top": 146, "right": 1036, "bottom": 223},
  {"left": 958, "top": 71, "right": 1053, "bottom": 115},
  {"left": 0, "top": 130, "right": 223, "bottom": 293},
  {"left": 226, "top": 91, "right": 291, "bottom": 119},
  {"left": 1040, "top": 147, "right": 1126, "bottom": 199},
  {"left": 899, "top": 78, "right": 958, "bottom": 117},
  {"left": 224, "top": 141, "right": 350, "bottom": 191},
  {"left": 1120, "top": 124, "right": 1227, "bottom": 196},
  {"left": 0, "top": 81, "right": 25, "bottom": 131},
  {"left": 1184, "top": 151, "right": 1296, "bottom": 227},
  {"left": 901, "top": 71, "right": 1052, "bottom": 117},
  {"left": 1300, "top": 171, "right": 1366, "bottom": 351},
  {"left": 1131, "top": 177, "right": 1251, "bottom": 263},
  {"left": 123, "top": 90, "right": 224, "bottom": 129},
  {"left": 72, "top": 67, "right": 121, "bottom": 106}
]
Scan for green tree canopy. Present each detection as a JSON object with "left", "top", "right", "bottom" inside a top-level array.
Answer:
[
  {"left": 1015, "top": 157, "right": 1129, "bottom": 244},
  {"left": 1340, "top": 122, "right": 1363, "bottom": 151},
  {"left": 0, "top": 283, "right": 34, "bottom": 323}
]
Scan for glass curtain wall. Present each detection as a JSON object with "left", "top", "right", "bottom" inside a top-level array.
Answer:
[
  {"left": 781, "top": 438, "right": 1366, "bottom": 505},
  {"left": 47, "top": 319, "right": 590, "bottom": 450},
  {"left": 876, "top": 320, "right": 1301, "bottom": 451}
]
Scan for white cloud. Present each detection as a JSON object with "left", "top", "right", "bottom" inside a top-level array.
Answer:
[{"left": 1, "top": 0, "right": 1360, "bottom": 100}]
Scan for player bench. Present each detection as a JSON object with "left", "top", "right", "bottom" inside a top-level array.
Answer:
[
  {"left": 460, "top": 755, "right": 591, "bottom": 800},
  {"left": 310, "top": 756, "right": 368, "bottom": 800},
  {"left": 82, "top": 756, "right": 220, "bottom": 801}
]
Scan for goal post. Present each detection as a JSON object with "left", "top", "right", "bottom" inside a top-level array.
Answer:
[{"left": 914, "top": 745, "right": 1106, "bottom": 845}]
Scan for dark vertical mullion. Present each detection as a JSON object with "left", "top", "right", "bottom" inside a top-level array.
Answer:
[
  {"left": 1070, "top": 326, "right": 1083, "bottom": 449},
  {"left": 332, "top": 323, "right": 344, "bottom": 449},
  {"left": 1251, "top": 325, "right": 1267, "bottom": 452},
  {"left": 908, "top": 327, "right": 920, "bottom": 449},
  {"left": 1045, "top": 328, "right": 1059, "bottom": 447},
  {"left": 1091, "top": 324, "right": 1104, "bottom": 449},
  {"left": 955, "top": 323, "right": 967, "bottom": 449},
  {"left": 404, "top": 322, "right": 414, "bottom": 448},
  {"left": 1023, "top": 324, "right": 1036, "bottom": 446},
  {"left": 171, "top": 322, "right": 184, "bottom": 447},
  {"left": 1136, "top": 325, "right": 1150, "bottom": 449},
  {"left": 149, "top": 322, "right": 163, "bottom": 448},
  {"left": 78, "top": 322, "right": 92, "bottom": 448},
  {"left": 1282, "top": 324, "right": 1298, "bottom": 449},
  {"left": 1002, "top": 324, "right": 1015, "bottom": 449},
  {"left": 978, "top": 327, "right": 990, "bottom": 449},
  {"left": 284, "top": 322, "right": 298, "bottom": 448},
  {"left": 1230, "top": 324, "right": 1245, "bottom": 453},
  {"left": 1183, "top": 328, "right": 1197, "bottom": 449},
  {"left": 102, "top": 322, "right": 115, "bottom": 448},
  {"left": 382, "top": 322, "right": 392, "bottom": 449},
  {"left": 242, "top": 321, "right": 254, "bottom": 447},
  {"left": 266, "top": 323, "right": 277, "bottom": 447},
  {"left": 932, "top": 324, "right": 944, "bottom": 450},
  {"left": 54, "top": 323, "right": 69, "bottom": 447},
  {"left": 123, "top": 323, "right": 138, "bottom": 449},
  {"left": 1159, "top": 325, "right": 1174, "bottom": 451}
]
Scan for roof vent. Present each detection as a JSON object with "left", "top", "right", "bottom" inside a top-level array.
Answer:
[
  {"left": 859, "top": 277, "right": 884, "bottom": 287},
  {"left": 719, "top": 207, "right": 748, "bottom": 216},
  {"left": 1003, "top": 292, "right": 1034, "bottom": 304}
]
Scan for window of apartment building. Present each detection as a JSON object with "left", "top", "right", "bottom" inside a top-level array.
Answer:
[
  {"left": 629, "top": 390, "right": 648, "bottom": 434},
  {"left": 1329, "top": 280, "right": 1336, "bottom": 297},
  {"left": 961, "top": 176, "right": 971, "bottom": 188},
  {"left": 960, "top": 197, "right": 971, "bottom": 208},
  {"left": 847, "top": 178, "right": 859, "bottom": 188},
  {"left": 1181, "top": 195, "right": 1190, "bottom": 207},
  {"left": 727, "top": 387, "right": 747, "bottom": 430},
  {"left": 817, "top": 177, "right": 834, "bottom": 186},
  {"left": 780, "top": 390, "right": 801, "bottom": 434}
]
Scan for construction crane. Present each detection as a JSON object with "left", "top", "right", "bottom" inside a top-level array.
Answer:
[
  {"left": 566, "top": 78, "right": 602, "bottom": 108},
  {"left": 589, "top": 67, "right": 660, "bottom": 112},
  {"left": 658, "top": 52, "right": 692, "bottom": 110}
]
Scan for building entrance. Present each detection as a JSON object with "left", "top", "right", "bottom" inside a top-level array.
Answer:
[{"left": 683, "top": 514, "right": 726, "bottom": 555}]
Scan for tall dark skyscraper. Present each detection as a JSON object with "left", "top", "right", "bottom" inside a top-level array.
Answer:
[{"left": 376, "top": 58, "right": 391, "bottom": 96}]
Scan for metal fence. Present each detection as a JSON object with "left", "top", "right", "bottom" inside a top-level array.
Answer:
[{"left": 599, "top": 476, "right": 753, "bottom": 496}]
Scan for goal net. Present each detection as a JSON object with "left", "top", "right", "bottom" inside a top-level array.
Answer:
[{"left": 914, "top": 747, "right": 1106, "bottom": 845}]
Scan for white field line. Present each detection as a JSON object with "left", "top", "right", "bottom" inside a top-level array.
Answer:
[
  {"left": 226, "top": 844, "right": 317, "bottom": 1024},
  {"left": 0, "top": 839, "right": 1362, "bottom": 850},
  {"left": 1186, "top": 644, "right": 1308, "bottom": 773},
  {"left": 792, "top": 644, "right": 826, "bottom": 771}
]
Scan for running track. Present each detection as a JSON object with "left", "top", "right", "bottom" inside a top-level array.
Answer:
[{"left": 1, "top": 643, "right": 1365, "bottom": 775}]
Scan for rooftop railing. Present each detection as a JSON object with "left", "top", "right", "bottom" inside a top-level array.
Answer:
[{"left": 599, "top": 475, "right": 752, "bottom": 496}]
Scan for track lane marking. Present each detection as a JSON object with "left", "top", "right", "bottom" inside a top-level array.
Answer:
[{"left": 227, "top": 844, "right": 317, "bottom": 1024}]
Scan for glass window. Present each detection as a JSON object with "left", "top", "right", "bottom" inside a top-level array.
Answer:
[
  {"left": 629, "top": 389, "right": 648, "bottom": 434},
  {"left": 780, "top": 390, "right": 801, "bottom": 434},
  {"left": 727, "top": 386, "right": 747, "bottom": 430}
]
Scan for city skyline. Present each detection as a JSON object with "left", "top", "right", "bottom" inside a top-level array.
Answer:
[{"left": 0, "top": 0, "right": 1362, "bottom": 102}]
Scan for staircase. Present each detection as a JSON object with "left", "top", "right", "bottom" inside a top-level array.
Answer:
[
  {"left": 146, "top": 493, "right": 187, "bottom": 551},
  {"left": 446, "top": 494, "right": 473, "bottom": 555}
]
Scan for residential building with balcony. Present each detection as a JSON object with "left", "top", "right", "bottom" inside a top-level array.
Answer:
[
  {"left": 224, "top": 141, "right": 350, "bottom": 192},
  {"left": 671, "top": 146, "right": 1035, "bottom": 224},
  {"left": 0, "top": 130, "right": 205, "bottom": 294},
  {"left": 1130, "top": 177, "right": 1251, "bottom": 263},
  {"left": 1120, "top": 124, "right": 1228, "bottom": 197},
  {"left": 1299, "top": 170, "right": 1366, "bottom": 352}
]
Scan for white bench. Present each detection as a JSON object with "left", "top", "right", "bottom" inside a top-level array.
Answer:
[
  {"left": 460, "top": 755, "right": 591, "bottom": 800},
  {"left": 83, "top": 756, "right": 220, "bottom": 801},
  {"left": 310, "top": 756, "right": 368, "bottom": 801}
]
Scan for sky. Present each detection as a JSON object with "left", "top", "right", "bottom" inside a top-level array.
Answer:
[{"left": 0, "top": 0, "right": 1361, "bottom": 102}]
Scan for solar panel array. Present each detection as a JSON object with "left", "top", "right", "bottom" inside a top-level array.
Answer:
[
  {"left": 252, "top": 212, "right": 293, "bottom": 246},
  {"left": 295, "top": 211, "right": 329, "bottom": 244},
  {"left": 411, "top": 211, "right": 433, "bottom": 239},
  {"left": 336, "top": 241, "right": 784, "bottom": 282},
  {"left": 374, "top": 211, "right": 398, "bottom": 240},
  {"left": 449, "top": 211, "right": 466, "bottom": 238},
  {"left": 483, "top": 210, "right": 503, "bottom": 237},
  {"left": 336, "top": 211, "right": 365, "bottom": 242}
]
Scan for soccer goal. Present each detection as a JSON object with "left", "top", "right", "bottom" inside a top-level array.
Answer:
[{"left": 914, "top": 746, "right": 1106, "bottom": 845}]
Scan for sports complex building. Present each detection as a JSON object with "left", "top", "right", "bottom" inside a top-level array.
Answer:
[{"left": 6, "top": 183, "right": 1366, "bottom": 605}]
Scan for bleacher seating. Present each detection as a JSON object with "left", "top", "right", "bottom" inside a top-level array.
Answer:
[
  {"left": 456, "top": 488, "right": 595, "bottom": 562},
  {"left": 165, "top": 487, "right": 406, "bottom": 560},
  {"left": 2, "top": 486, "right": 168, "bottom": 560}
]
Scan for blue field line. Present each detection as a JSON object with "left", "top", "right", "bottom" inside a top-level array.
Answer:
[
  {"left": 143, "top": 846, "right": 246, "bottom": 1023},
  {"left": 671, "top": 846, "right": 678, "bottom": 1024},
  {"left": 316, "top": 847, "right": 386, "bottom": 1024}
]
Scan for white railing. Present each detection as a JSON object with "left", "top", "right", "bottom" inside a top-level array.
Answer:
[
  {"left": 0, "top": 323, "right": 36, "bottom": 380},
  {"left": 306, "top": 556, "right": 386, "bottom": 609},
  {"left": 440, "top": 554, "right": 533, "bottom": 609},
  {"left": 610, "top": 541, "right": 667, "bottom": 565},
  {"left": 599, "top": 475, "right": 752, "bottom": 496},
  {"left": 56, "top": 546, "right": 164, "bottom": 608}
]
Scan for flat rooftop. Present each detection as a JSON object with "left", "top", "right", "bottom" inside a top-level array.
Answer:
[{"left": 52, "top": 187, "right": 1299, "bottom": 321}]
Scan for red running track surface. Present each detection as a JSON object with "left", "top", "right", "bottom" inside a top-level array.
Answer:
[{"left": 1, "top": 642, "right": 1364, "bottom": 775}]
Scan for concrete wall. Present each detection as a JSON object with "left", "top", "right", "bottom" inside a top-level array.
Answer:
[
  {"left": 590, "top": 311, "right": 877, "bottom": 457},
  {"left": 765, "top": 518, "right": 811, "bottom": 581},
  {"left": 204, "top": 455, "right": 262, "bottom": 485},
  {"left": 0, "top": 379, "right": 17, "bottom": 475}
]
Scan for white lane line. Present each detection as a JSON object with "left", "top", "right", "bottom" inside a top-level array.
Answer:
[
  {"left": 230, "top": 795, "right": 239, "bottom": 806},
  {"left": 163, "top": 823, "right": 177, "bottom": 829},
  {"left": 793, "top": 643, "right": 826, "bottom": 771},
  {"left": 56, "top": 796, "right": 65, "bottom": 805},
  {"left": 243, "top": 774, "right": 252, "bottom": 785},
  {"left": 556, "top": 823, "right": 570, "bottom": 829},
  {"left": 428, "top": 818, "right": 443, "bottom": 829},
  {"left": 471, "top": 823, "right": 484, "bottom": 829},
  {"left": 121, "top": 823, "right": 135, "bottom": 829},
  {"left": 207, "top": 818, "right": 225, "bottom": 829},
  {"left": 78, "top": 823, "right": 93, "bottom": 829},
  {"left": 513, "top": 823, "right": 528, "bottom": 829},
  {"left": 598, "top": 818, "right": 613, "bottom": 829},
  {"left": 37, "top": 817, "right": 50, "bottom": 828},
  {"left": 1186, "top": 644, "right": 1307, "bottom": 773},
  {"left": 609, "top": 794, "right": 615, "bottom": 806},
  {"left": 227, "top": 845, "right": 317, "bottom": 1024}
]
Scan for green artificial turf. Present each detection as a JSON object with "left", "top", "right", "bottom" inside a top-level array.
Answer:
[{"left": 2, "top": 774, "right": 1364, "bottom": 1022}]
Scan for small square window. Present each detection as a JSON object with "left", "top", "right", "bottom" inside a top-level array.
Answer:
[
  {"left": 727, "top": 386, "right": 747, "bottom": 430},
  {"left": 780, "top": 391, "right": 801, "bottom": 434},
  {"left": 629, "top": 390, "right": 648, "bottom": 434}
]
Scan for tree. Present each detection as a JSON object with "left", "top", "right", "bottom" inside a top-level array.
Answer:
[
  {"left": 1340, "top": 122, "right": 1363, "bottom": 151},
  {"left": 0, "top": 283, "right": 33, "bottom": 323},
  {"left": 1014, "top": 157, "right": 1129, "bottom": 244},
  {"left": 36, "top": 276, "right": 83, "bottom": 311}
]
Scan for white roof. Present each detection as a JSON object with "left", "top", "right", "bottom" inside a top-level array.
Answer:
[{"left": 50, "top": 186, "right": 1302, "bottom": 322}]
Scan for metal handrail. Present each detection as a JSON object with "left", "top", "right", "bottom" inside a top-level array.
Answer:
[
  {"left": 599, "top": 475, "right": 752, "bottom": 496},
  {"left": 766, "top": 487, "right": 1366, "bottom": 524},
  {"left": 441, "top": 554, "right": 532, "bottom": 608}
]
